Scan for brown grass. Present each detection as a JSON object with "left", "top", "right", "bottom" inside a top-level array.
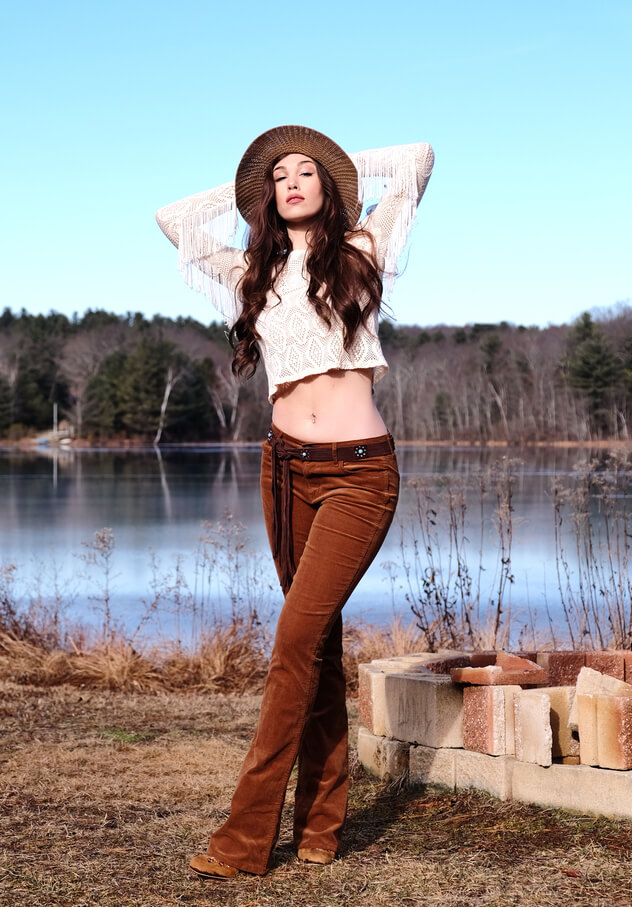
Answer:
[
  {"left": 0, "top": 616, "right": 425, "bottom": 696},
  {"left": 2, "top": 680, "right": 632, "bottom": 907}
]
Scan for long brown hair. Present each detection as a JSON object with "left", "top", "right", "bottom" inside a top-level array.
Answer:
[{"left": 229, "top": 158, "right": 383, "bottom": 379}]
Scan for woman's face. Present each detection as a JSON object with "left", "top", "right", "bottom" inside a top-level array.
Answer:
[{"left": 272, "top": 153, "right": 324, "bottom": 226}]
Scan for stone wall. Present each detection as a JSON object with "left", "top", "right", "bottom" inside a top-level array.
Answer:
[{"left": 357, "top": 650, "right": 632, "bottom": 819}]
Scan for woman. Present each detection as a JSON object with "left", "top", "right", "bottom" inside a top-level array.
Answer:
[{"left": 156, "top": 125, "right": 433, "bottom": 879}]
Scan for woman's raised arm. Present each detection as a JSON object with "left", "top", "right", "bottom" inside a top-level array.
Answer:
[
  {"left": 350, "top": 142, "right": 434, "bottom": 284},
  {"left": 156, "top": 181, "right": 246, "bottom": 327}
]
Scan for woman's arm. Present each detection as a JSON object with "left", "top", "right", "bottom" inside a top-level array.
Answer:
[
  {"left": 350, "top": 142, "right": 434, "bottom": 282},
  {"left": 156, "top": 181, "right": 246, "bottom": 327}
]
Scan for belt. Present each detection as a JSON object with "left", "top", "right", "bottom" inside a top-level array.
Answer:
[{"left": 266, "top": 426, "right": 395, "bottom": 593}]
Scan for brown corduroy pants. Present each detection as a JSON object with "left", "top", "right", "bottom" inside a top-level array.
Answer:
[{"left": 206, "top": 425, "right": 399, "bottom": 874}]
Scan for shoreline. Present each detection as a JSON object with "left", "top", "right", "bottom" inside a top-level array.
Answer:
[{"left": 1, "top": 438, "right": 631, "bottom": 452}]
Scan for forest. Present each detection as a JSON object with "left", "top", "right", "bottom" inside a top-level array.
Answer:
[{"left": 0, "top": 303, "right": 631, "bottom": 444}]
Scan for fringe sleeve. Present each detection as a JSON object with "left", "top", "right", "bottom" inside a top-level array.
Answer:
[
  {"left": 156, "top": 181, "right": 246, "bottom": 328},
  {"left": 350, "top": 143, "right": 434, "bottom": 295}
]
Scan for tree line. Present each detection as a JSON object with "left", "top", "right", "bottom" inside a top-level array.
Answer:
[{"left": 0, "top": 304, "right": 631, "bottom": 443}]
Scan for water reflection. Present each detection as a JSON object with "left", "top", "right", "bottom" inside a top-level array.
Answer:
[{"left": 0, "top": 444, "right": 626, "bottom": 633}]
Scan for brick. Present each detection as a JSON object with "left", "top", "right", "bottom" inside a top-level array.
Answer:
[
  {"left": 470, "top": 651, "right": 498, "bottom": 667},
  {"left": 496, "top": 651, "right": 536, "bottom": 672},
  {"left": 382, "top": 673, "right": 463, "bottom": 748},
  {"left": 409, "top": 744, "right": 456, "bottom": 790},
  {"left": 539, "top": 686, "right": 579, "bottom": 759},
  {"left": 462, "top": 685, "right": 520, "bottom": 756},
  {"left": 536, "top": 651, "right": 585, "bottom": 687},
  {"left": 577, "top": 693, "right": 599, "bottom": 766},
  {"left": 451, "top": 664, "right": 504, "bottom": 684},
  {"left": 586, "top": 652, "right": 626, "bottom": 681},
  {"left": 455, "top": 749, "right": 515, "bottom": 800},
  {"left": 422, "top": 654, "right": 471, "bottom": 675},
  {"left": 513, "top": 690, "right": 552, "bottom": 766},
  {"left": 450, "top": 655, "right": 547, "bottom": 686},
  {"left": 512, "top": 761, "right": 632, "bottom": 820},
  {"left": 596, "top": 694, "right": 632, "bottom": 771},
  {"left": 568, "top": 667, "right": 632, "bottom": 730},
  {"left": 615, "top": 651, "right": 632, "bottom": 684},
  {"left": 514, "top": 651, "right": 539, "bottom": 663},
  {"left": 357, "top": 726, "right": 409, "bottom": 781},
  {"left": 451, "top": 652, "right": 547, "bottom": 686}
]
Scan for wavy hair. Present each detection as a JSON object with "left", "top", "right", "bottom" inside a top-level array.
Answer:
[{"left": 228, "top": 158, "right": 383, "bottom": 379}]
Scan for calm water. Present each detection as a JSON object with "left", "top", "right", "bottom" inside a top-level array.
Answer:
[{"left": 0, "top": 444, "right": 618, "bottom": 639}]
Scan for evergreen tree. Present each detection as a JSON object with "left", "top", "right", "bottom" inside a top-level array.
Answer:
[
  {"left": 84, "top": 350, "right": 129, "bottom": 437},
  {"left": 0, "top": 377, "right": 12, "bottom": 434},
  {"left": 563, "top": 313, "right": 623, "bottom": 435}
]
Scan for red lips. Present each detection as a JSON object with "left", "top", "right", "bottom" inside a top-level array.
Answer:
[{"left": 286, "top": 194, "right": 304, "bottom": 204}]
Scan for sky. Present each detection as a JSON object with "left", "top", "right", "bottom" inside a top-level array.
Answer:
[{"left": 1, "top": 0, "right": 630, "bottom": 329}]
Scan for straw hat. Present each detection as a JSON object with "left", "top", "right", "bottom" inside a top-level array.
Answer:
[{"left": 235, "top": 125, "right": 362, "bottom": 227}]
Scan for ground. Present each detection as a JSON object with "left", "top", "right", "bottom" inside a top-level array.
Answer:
[{"left": 1, "top": 681, "right": 632, "bottom": 907}]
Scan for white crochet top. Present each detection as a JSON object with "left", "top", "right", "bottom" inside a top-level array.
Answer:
[{"left": 156, "top": 143, "right": 434, "bottom": 401}]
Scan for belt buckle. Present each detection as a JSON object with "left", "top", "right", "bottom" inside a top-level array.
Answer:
[
  {"left": 354, "top": 444, "right": 368, "bottom": 459},
  {"left": 300, "top": 446, "right": 311, "bottom": 460}
]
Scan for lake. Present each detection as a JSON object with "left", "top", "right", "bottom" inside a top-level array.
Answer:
[{"left": 0, "top": 444, "right": 626, "bottom": 643}]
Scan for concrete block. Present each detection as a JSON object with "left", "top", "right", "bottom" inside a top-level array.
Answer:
[
  {"left": 586, "top": 652, "right": 625, "bottom": 681},
  {"left": 596, "top": 694, "right": 632, "bottom": 771},
  {"left": 368, "top": 657, "right": 431, "bottom": 675},
  {"left": 462, "top": 685, "right": 520, "bottom": 756},
  {"left": 358, "top": 664, "right": 386, "bottom": 735},
  {"left": 568, "top": 667, "right": 632, "bottom": 730},
  {"left": 512, "top": 761, "right": 632, "bottom": 820},
  {"left": 455, "top": 748, "right": 514, "bottom": 800},
  {"left": 536, "top": 651, "right": 585, "bottom": 687},
  {"left": 370, "top": 651, "right": 470, "bottom": 675},
  {"left": 577, "top": 693, "right": 599, "bottom": 766},
  {"left": 357, "top": 726, "right": 409, "bottom": 781},
  {"left": 409, "top": 744, "right": 456, "bottom": 790},
  {"left": 383, "top": 672, "right": 463, "bottom": 748},
  {"left": 539, "top": 686, "right": 579, "bottom": 758},
  {"left": 514, "top": 690, "right": 552, "bottom": 766}
]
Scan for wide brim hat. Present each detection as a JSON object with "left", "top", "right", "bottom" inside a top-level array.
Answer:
[{"left": 235, "top": 125, "right": 362, "bottom": 228}]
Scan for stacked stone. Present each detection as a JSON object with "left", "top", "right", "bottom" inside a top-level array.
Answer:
[{"left": 357, "top": 648, "right": 632, "bottom": 819}]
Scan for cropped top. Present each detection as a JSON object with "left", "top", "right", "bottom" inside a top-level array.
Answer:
[{"left": 156, "top": 142, "right": 434, "bottom": 401}]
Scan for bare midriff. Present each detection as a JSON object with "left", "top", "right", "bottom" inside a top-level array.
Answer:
[{"left": 271, "top": 368, "right": 388, "bottom": 443}]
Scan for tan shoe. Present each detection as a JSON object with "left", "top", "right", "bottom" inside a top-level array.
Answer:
[
  {"left": 297, "top": 847, "right": 335, "bottom": 865},
  {"left": 189, "top": 853, "right": 239, "bottom": 880}
]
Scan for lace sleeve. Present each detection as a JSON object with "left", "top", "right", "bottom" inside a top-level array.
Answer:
[
  {"left": 350, "top": 143, "right": 434, "bottom": 293},
  {"left": 156, "top": 181, "right": 246, "bottom": 327}
]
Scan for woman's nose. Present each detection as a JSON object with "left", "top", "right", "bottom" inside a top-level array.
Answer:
[{"left": 287, "top": 176, "right": 298, "bottom": 189}]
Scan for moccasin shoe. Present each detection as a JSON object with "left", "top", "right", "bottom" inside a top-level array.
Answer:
[
  {"left": 189, "top": 853, "right": 238, "bottom": 880},
  {"left": 297, "top": 847, "right": 335, "bottom": 865}
]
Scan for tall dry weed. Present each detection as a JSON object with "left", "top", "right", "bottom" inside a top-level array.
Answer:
[
  {"left": 343, "top": 616, "right": 426, "bottom": 694},
  {"left": 553, "top": 451, "right": 632, "bottom": 650},
  {"left": 396, "top": 460, "right": 519, "bottom": 652}
]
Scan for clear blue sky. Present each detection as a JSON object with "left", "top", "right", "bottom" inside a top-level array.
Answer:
[{"left": 1, "top": 0, "right": 630, "bottom": 328}]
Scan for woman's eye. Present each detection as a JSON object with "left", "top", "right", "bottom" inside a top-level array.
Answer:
[
  {"left": 301, "top": 171, "right": 314, "bottom": 177},
  {"left": 274, "top": 176, "right": 286, "bottom": 182}
]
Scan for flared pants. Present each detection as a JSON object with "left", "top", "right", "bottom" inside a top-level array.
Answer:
[{"left": 206, "top": 425, "right": 399, "bottom": 874}]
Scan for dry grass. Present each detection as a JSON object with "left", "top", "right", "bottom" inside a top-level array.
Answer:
[
  {"left": 2, "top": 680, "right": 632, "bottom": 907},
  {"left": 0, "top": 616, "right": 425, "bottom": 696},
  {"left": 343, "top": 616, "right": 426, "bottom": 694}
]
